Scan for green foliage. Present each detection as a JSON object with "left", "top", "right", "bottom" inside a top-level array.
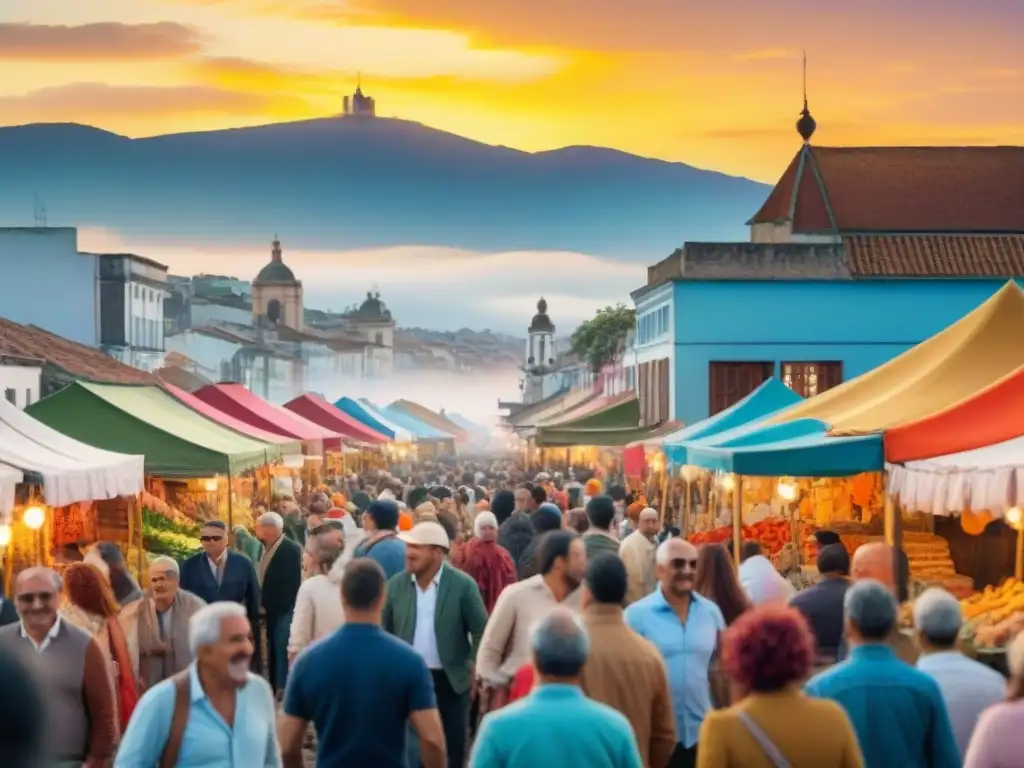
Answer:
[{"left": 570, "top": 303, "right": 636, "bottom": 373}]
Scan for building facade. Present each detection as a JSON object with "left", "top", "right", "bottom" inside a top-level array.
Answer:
[
  {"left": 96, "top": 252, "right": 170, "bottom": 371},
  {"left": 0, "top": 355, "right": 43, "bottom": 409}
]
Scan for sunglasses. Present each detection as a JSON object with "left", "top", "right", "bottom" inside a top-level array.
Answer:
[
  {"left": 200, "top": 535, "right": 224, "bottom": 543},
  {"left": 668, "top": 558, "right": 698, "bottom": 570},
  {"left": 16, "top": 591, "right": 55, "bottom": 605}
]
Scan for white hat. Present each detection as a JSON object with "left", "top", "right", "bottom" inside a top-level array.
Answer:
[
  {"left": 398, "top": 521, "right": 450, "bottom": 551},
  {"left": 378, "top": 488, "right": 396, "bottom": 501}
]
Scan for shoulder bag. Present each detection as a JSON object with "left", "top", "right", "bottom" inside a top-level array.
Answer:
[
  {"left": 736, "top": 711, "right": 791, "bottom": 768},
  {"left": 158, "top": 670, "right": 192, "bottom": 768}
]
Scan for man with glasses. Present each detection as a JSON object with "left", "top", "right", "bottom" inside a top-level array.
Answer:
[
  {"left": 0, "top": 566, "right": 117, "bottom": 767},
  {"left": 625, "top": 538, "right": 725, "bottom": 768}
]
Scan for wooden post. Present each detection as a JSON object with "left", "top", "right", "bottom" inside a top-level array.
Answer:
[
  {"left": 227, "top": 473, "right": 235, "bottom": 547},
  {"left": 683, "top": 479, "right": 692, "bottom": 538},
  {"left": 884, "top": 483, "right": 903, "bottom": 591},
  {"left": 732, "top": 477, "right": 744, "bottom": 570},
  {"left": 658, "top": 468, "right": 670, "bottom": 527},
  {"left": 134, "top": 495, "right": 144, "bottom": 581},
  {"left": 1015, "top": 523, "right": 1023, "bottom": 581}
]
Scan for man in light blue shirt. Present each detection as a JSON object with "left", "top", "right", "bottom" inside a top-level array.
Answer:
[
  {"left": 806, "top": 580, "right": 960, "bottom": 768},
  {"left": 470, "top": 607, "right": 641, "bottom": 768},
  {"left": 115, "top": 602, "right": 280, "bottom": 767},
  {"left": 624, "top": 537, "right": 724, "bottom": 768},
  {"left": 914, "top": 587, "right": 1006, "bottom": 759}
]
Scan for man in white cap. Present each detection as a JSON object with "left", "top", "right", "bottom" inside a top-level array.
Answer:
[
  {"left": 619, "top": 507, "right": 661, "bottom": 604},
  {"left": 383, "top": 521, "right": 489, "bottom": 768}
]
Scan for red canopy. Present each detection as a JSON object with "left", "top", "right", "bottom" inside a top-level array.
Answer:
[
  {"left": 193, "top": 383, "right": 343, "bottom": 450},
  {"left": 284, "top": 394, "right": 389, "bottom": 444},
  {"left": 885, "top": 364, "right": 1024, "bottom": 463},
  {"left": 163, "top": 383, "right": 301, "bottom": 449}
]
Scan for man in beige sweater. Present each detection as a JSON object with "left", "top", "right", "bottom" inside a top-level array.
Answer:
[
  {"left": 476, "top": 530, "right": 585, "bottom": 710},
  {"left": 619, "top": 507, "right": 660, "bottom": 605}
]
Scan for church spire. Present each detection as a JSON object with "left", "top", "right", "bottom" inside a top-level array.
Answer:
[
  {"left": 796, "top": 51, "right": 817, "bottom": 143},
  {"left": 271, "top": 235, "right": 282, "bottom": 263}
]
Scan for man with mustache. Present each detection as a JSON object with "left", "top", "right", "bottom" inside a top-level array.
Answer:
[{"left": 115, "top": 602, "right": 281, "bottom": 767}]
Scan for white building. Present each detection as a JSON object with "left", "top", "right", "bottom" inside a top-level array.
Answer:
[
  {"left": 0, "top": 355, "right": 43, "bottom": 409},
  {"left": 96, "top": 252, "right": 170, "bottom": 372},
  {"left": 522, "top": 298, "right": 558, "bottom": 404}
]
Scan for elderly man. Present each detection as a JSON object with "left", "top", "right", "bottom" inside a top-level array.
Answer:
[
  {"left": 384, "top": 520, "right": 488, "bottom": 768},
  {"left": 626, "top": 537, "right": 724, "bottom": 768},
  {"left": 256, "top": 511, "right": 303, "bottom": 696},
  {"left": 805, "top": 580, "right": 959, "bottom": 768},
  {"left": 619, "top": 507, "right": 660, "bottom": 605},
  {"left": 471, "top": 607, "right": 642, "bottom": 767},
  {"left": 0, "top": 566, "right": 117, "bottom": 768},
  {"left": 915, "top": 587, "right": 1006, "bottom": 759},
  {"left": 123, "top": 555, "right": 207, "bottom": 692},
  {"left": 116, "top": 602, "right": 280, "bottom": 767}
]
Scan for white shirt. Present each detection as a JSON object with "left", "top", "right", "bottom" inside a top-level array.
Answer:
[
  {"left": 21, "top": 615, "right": 62, "bottom": 652},
  {"left": 739, "top": 555, "right": 795, "bottom": 606},
  {"left": 917, "top": 650, "right": 1007, "bottom": 758},
  {"left": 411, "top": 569, "right": 442, "bottom": 670},
  {"left": 207, "top": 550, "right": 227, "bottom": 583}
]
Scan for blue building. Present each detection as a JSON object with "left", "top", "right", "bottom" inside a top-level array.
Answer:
[{"left": 632, "top": 107, "right": 1024, "bottom": 427}]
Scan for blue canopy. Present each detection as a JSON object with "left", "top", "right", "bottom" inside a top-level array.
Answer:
[
  {"left": 445, "top": 412, "right": 491, "bottom": 441},
  {"left": 333, "top": 397, "right": 399, "bottom": 441},
  {"left": 371, "top": 401, "right": 453, "bottom": 441},
  {"left": 684, "top": 417, "right": 883, "bottom": 477},
  {"left": 664, "top": 378, "right": 803, "bottom": 465}
]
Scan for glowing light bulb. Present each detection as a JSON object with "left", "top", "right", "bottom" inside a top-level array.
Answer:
[
  {"left": 0, "top": 524, "right": 11, "bottom": 547},
  {"left": 777, "top": 479, "right": 798, "bottom": 502},
  {"left": 719, "top": 474, "right": 736, "bottom": 492},
  {"left": 680, "top": 465, "right": 701, "bottom": 483},
  {"left": 23, "top": 506, "right": 45, "bottom": 530},
  {"left": 203, "top": 479, "right": 219, "bottom": 492},
  {"left": 1006, "top": 506, "right": 1022, "bottom": 529}
]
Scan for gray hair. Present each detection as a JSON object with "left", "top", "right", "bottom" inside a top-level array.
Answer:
[
  {"left": 189, "top": 602, "right": 248, "bottom": 654},
  {"left": 530, "top": 607, "right": 590, "bottom": 677},
  {"left": 15, "top": 566, "right": 62, "bottom": 593},
  {"left": 845, "top": 579, "right": 897, "bottom": 641},
  {"left": 913, "top": 587, "right": 962, "bottom": 646},
  {"left": 256, "top": 511, "right": 284, "bottom": 529},
  {"left": 149, "top": 555, "right": 180, "bottom": 579}
]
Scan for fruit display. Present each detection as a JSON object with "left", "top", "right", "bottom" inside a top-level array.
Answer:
[
  {"left": 688, "top": 517, "right": 794, "bottom": 556},
  {"left": 961, "top": 579, "right": 1024, "bottom": 649}
]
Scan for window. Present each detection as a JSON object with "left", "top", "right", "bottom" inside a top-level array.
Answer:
[
  {"left": 133, "top": 284, "right": 139, "bottom": 299},
  {"left": 709, "top": 362, "right": 774, "bottom": 415},
  {"left": 4, "top": 389, "right": 15, "bottom": 405},
  {"left": 782, "top": 362, "right": 843, "bottom": 398},
  {"left": 25, "top": 389, "right": 32, "bottom": 406},
  {"left": 638, "top": 359, "right": 670, "bottom": 426},
  {"left": 134, "top": 317, "right": 142, "bottom": 344},
  {"left": 375, "top": 332, "right": 384, "bottom": 345}
]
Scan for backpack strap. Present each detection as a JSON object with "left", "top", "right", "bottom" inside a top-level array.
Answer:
[{"left": 159, "top": 670, "right": 192, "bottom": 768}]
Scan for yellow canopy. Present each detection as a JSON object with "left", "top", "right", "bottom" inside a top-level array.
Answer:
[{"left": 773, "top": 280, "right": 1024, "bottom": 435}]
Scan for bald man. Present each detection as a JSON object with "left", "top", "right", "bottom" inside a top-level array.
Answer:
[{"left": 619, "top": 508, "right": 660, "bottom": 605}]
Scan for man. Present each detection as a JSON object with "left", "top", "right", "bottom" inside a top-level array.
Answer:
[
  {"left": 790, "top": 542, "right": 850, "bottom": 666},
  {"left": 625, "top": 537, "right": 724, "bottom": 768},
  {"left": 0, "top": 642, "right": 45, "bottom": 765},
  {"left": 619, "top": 507, "right": 660, "bottom": 605},
  {"left": 580, "top": 554, "right": 676, "bottom": 768},
  {"left": 498, "top": 486, "right": 535, "bottom": 563},
  {"left": 255, "top": 511, "right": 303, "bottom": 695},
  {"left": 582, "top": 495, "right": 621, "bottom": 560},
  {"left": 914, "top": 587, "right": 1006, "bottom": 759},
  {"left": 354, "top": 499, "right": 407, "bottom": 579},
  {"left": 470, "top": 608, "right": 642, "bottom": 767},
  {"left": 179, "top": 519, "right": 263, "bottom": 671},
  {"left": 116, "top": 603, "right": 280, "bottom": 767},
  {"left": 738, "top": 541, "right": 795, "bottom": 606},
  {"left": 0, "top": 567, "right": 117, "bottom": 768},
  {"left": 805, "top": 580, "right": 959, "bottom": 768},
  {"left": 281, "top": 559, "right": 447, "bottom": 768},
  {"left": 122, "top": 555, "right": 207, "bottom": 692},
  {"left": 384, "top": 521, "right": 489, "bottom": 768},
  {"left": 477, "top": 530, "right": 585, "bottom": 710}
]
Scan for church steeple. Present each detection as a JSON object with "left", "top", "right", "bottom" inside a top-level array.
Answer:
[
  {"left": 796, "top": 51, "right": 817, "bottom": 143},
  {"left": 271, "top": 234, "right": 282, "bottom": 263}
]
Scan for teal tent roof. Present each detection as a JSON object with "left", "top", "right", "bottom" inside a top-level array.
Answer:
[{"left": 664, "top": 378, "right": 802, "bottom": 465}]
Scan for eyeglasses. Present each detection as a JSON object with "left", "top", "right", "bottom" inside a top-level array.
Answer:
[
  {"left": 668, "top": 558, "right": 698, "bottom": 570},
  {"left": 15, "top": 591, "right": 55, "bottom": 605},
  {"left": 200, "top": 535, "right": 224, "bottom": 543}
]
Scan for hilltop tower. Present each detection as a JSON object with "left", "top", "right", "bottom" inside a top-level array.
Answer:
[
  {"left": 342, "top": 75, "right": 376, "bottom": 118},
  {"left": 522, "top": 298, "right": 556, "bottom": 404}
]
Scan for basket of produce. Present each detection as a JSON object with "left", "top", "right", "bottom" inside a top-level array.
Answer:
[
  {"left": 142, "top": 508, "right": 202, "bottom": 563},
  {"left": 960, "top": 578, "right": 1024, "bottom": 653}
]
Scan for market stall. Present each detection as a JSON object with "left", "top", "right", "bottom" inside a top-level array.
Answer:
[
  {"left": 285, "top": 393, "right": 390, "bottom": 445},
  {"left": 389, "top": 399, "right": 469, "bottom": 446},
  {"left": 335, "top": 396, "right": 416, "bottom": 465},
  {"left": 373, "top": 400, "right": 456, "bottom": 459}
]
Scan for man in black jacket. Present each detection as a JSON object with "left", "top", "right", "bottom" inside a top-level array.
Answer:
[{"left": 256, "top": 510, "right": 304, "bottom": 694}]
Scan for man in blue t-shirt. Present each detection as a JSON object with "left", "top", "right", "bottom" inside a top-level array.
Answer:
[
  {"left": 353, "top": 499, "right": 407, "bottom": 578},
  {"left": 279, "top": 559, "right": 447, "bottom": 768}
]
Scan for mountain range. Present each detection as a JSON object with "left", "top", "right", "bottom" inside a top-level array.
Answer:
[{"left": 0, "top": 117, "right": 771, "bottom": 259}]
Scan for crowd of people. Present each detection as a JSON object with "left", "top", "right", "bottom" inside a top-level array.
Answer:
[{"left": 0, "top": 464, "right": 1022, "bottom": 767}]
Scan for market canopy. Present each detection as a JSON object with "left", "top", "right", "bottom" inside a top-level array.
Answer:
[
  {"left": 506, "top": 387, "right": 598, "bottom": 430},
  {"left": 193, "top": 383, "right": 343, "bottom": 452},
  {"left": 285, "top": 394, "right": 389, "bottom": 444},
  {"left": 389, "top": 400, "right": 468, "bottom": 442},
  {"left": 535, "top": 394, "right": 645, "bottom": 447},
  {"left": 773, "top": 280, "right": 1024, "bottom": 435},
  {"left": 887, "top": 434, "right": 1024, "bottom": 518},
  {"left": 885, "top": 363, "right": 1024, "bottom": 463},
  {"left": 0, "top": 395, "right": 144, "bottom": 510},
  {"left": 28, "top": 382, "right": 279, "bottom": 476},
  {"left": 445, "top": 412, "right": 492, "bottom": 443},
  {"left": 372, "top": 401, "right": 454, "bottom": 441},
  {"left": 335, "top": 397, "right": 413, "bottom": 442},
  {"left": 163, "top": 383, "right": 303, "bottom": 456},
  {"left": 662, "top": 378, "right": 802, "bottom": 460}
]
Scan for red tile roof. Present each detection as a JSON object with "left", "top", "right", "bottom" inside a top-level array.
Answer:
[
  {"left": 843, "top": 234, "right": 1024, "bottom": 277},
  {"left": 749, "top": 146, "right": 1024, "bottom": 234},
  {"left": 0, "top": 318, "right": 155, "bottom": 384}
]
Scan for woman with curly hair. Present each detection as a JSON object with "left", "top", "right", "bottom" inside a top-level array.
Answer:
[
  {"left": 61, "top": 562, "right": 139, "bottom": 735},
  {"left": 696, "top": 605, "right": 863, "bottom": 767},
  {"left": 694, "top": 543, "right": 750, "bottom": 627}
]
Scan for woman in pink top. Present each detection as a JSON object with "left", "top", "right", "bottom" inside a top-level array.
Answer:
[{"left": 964, "top": 632, "right": 1024, "bottom": 768}]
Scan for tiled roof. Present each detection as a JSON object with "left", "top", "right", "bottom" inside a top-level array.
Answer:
[
  {"left": 750, "top": 146, "right": 1024, "bottom": 234},
  {"left": 0, "top": 318, "right": 154, "bottom": 384},
  {"left": 844, "top": 235, "right": 1024, "bottom": 277},
  {"left": 155, "top": 364, "right": 211, "bottom": 391}
]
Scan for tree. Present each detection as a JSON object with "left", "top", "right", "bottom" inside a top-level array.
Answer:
[{"left": 570, "top": 303, "right": 636, "bottom": 373}]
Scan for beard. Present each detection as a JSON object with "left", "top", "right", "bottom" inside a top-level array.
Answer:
[{"left": 227, "top": 656, "right": 250, "bottom": 684}]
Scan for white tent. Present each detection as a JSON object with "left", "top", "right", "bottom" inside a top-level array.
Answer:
[
  {"left": 0, "top": 397, "right": 144, "bottom": 519},
  {"left": 887, "top": 434, "right": 1024, "bottom": 517}
]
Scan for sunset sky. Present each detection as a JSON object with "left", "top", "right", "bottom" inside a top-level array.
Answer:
[{"left": 2, "top": 0, "right": 1022, "bottom": 181}]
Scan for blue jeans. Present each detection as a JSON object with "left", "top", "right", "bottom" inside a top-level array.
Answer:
[{"left": 268, "top": 611, "right": 292, "bottom": 694}]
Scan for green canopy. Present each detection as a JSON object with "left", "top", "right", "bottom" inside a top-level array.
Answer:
[
  {"left": 535, "top": 396, "right": 644, "bottom": 447},
  {"left": 28, "top": 382, "right": 279, "bottom": 477}
]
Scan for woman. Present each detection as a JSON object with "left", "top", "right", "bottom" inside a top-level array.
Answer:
[
  {"left": 85, "top": 542, "right": 143, "bottom": 606},
  {"left": 695, "top": 543, "right": 751, "bottom": 627},
  {"left": 61, "top": 562, "right": 139, "bottom": 734},
  {"left": 964, "top": 631, "right": 1024, "bottom": 767},
  {"left": 450, "top": 511, "right": 517, "bottom": 613},
  {"left": 289, "top": 532, "right": 347, "bottom": 662},
  {"left": 232, "top": 524, "right": 264, "bottom": 566},
  {"left": 697, "top": 605, "right": 864, "bottom": 767},
  {"left": 517, "top": 504, "right": 563, "bottom": 580}
]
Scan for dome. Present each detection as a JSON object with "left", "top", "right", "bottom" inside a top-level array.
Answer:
[
  {"left": 352, "top": 291, "right": 393, "bottom": 321},
  {"left": 254, "top": 261, "right": 297, "bottom": 284},
  {"left": 529, "top": 297, "right": 555, "bottom": 334}
]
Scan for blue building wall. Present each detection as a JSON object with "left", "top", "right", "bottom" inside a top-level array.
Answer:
[{"left": 672, "top": 279, "right": 1018, "bottom": 425}]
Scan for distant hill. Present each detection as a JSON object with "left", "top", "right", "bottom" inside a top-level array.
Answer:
[{"left": 0, "top": 117, "right": 771, "bottom": 259}]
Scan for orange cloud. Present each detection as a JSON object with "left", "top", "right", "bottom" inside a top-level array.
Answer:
[{"left": 0, "top": 22, "right": 204, "bottom": 60}]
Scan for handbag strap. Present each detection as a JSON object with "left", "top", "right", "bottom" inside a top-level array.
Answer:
[
  {"left": 159, "top": 670, "right": 192, "bottom": 768},
  {"left": 736, "top": 711, "right": 791, "bottom": 768}
]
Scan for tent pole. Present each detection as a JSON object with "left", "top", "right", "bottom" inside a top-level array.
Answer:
[
  {"left": 683, "top": 479, "right": 692, "bottom": 539},
  {"left": 732, "top": 477, "right": 744, "bottom": 570},
  {"left": 227, "top": 472, "right": 235, "bottom": 546},
  {"left": 1016, "top": 523, "right": 1023, "bottom": 581}
]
